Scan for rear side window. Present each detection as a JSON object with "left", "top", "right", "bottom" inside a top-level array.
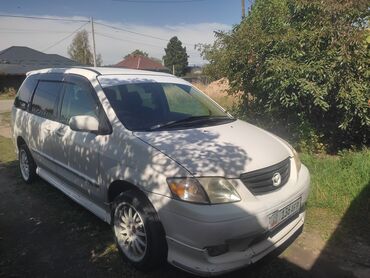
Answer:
[
  {"left": 14, "top": 75, "right": 37, "bottom": 110},
  {"left": 60, "top": 82, "right": 99, "bottom": 124},
  {"left": 31, "top": 81, "right": 63, "bottom": 119}
]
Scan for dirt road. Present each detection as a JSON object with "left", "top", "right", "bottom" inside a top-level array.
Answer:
[
  {"left": 0, "top": 100, "right": 13, "bottom": 113},
  {"left": 0, "top": 112, "right": 11, "bottom": 138}
]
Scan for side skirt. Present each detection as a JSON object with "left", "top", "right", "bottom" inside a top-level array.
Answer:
[{"left": 36, "top": 166, "right": 111, "bottom": 224}]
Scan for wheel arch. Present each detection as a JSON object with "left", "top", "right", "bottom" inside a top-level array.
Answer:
[
  {"left": 16, "top": 136, "right": 26, "bottom": 148},
  {"left": 110, "top": 179, "right": 168, "bottom": 268},
  {"left": 107, "top": 180, "right": 144, "bottom": 204},
  {"left": 107, "top": 180, "right": 160, "bottom": 226}
]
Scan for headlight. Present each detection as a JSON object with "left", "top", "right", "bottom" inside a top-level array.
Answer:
[
  {"left": 167, "top": 177, "right": 209, "bottom": 204},
  {"left": 167, "top": 177, "right": 241, "bottom": 204},
  {"left": 198, "top": 177, "right": 241, "bottom": 203}
]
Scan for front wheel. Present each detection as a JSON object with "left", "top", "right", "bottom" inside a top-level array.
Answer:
[
  {"left": 112, "top": 190, "right": 167, "bottom": 270},
  {"left": 18, "top": 144, "right": 37, "bottom": 184}
]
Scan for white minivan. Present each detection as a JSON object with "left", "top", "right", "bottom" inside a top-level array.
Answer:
[{"left": 12, "top": 67, "right": 310, "bottom": 276}]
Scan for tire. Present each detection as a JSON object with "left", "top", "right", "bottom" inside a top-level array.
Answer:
[
  {"left": 112, "top": 190, "right": 167, "bottom": 270},
  {"left": 18, "top": 144, "right": 37, "bottom": 184}
]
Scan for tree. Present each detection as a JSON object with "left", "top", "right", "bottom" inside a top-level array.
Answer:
[
  {"left": 195, "top": 31, "right": 229, "bottom": 81},
  {"left": 96, "top": 54, "right": 103, "bottom": 67},
  {"left": 68, "top": 30, "right": 103, "bottom": 66},
  {"left": 199, "top": 0, "right": 369, "bottom": 152},
  {"left": 124, "top": 49, "right": 149, "bottom": 58},
  {"left": 163, "top": 36, "right": 189, "bottom": 76}
]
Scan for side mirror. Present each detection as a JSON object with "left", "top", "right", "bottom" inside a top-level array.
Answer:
[{"left": 69, "top": 115, "right": 99, "bottom": 133}]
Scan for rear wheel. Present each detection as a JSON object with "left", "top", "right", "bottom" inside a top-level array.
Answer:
[
  {"left": 112, "top": 190, "right": 167, "bottom": 270},
  {"left": 18, "top": 144, "right": 37, "bottom": 183}
]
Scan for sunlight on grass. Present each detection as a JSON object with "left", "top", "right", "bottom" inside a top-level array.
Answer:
[
  {"left": 91, "top": 243, "right": 118, "bottom": 262},
  {"left": 0, "top": 135, "right": 16, "bottom": 164},
  {"left": 192, "top": 80, "right": 237, "bottom": 110},
  {"left": 302, "top": 149, "right": 370, "bottom": 214},
  {"left": 301, "top": 149, "right": 370, "bottom": 241},
  {"left": 0, "top": 112, "right": 11, "bottom": 126}
]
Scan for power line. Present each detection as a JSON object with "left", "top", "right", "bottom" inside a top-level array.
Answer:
[
  {"left": 1, "top": 13, "right": 201, "bottom": 55},
  {"left": 113, "top": 0, "right": 209, "bottom": 2},
  {"left": 0, "top": 28, "right": 75, "bottom": 34},
  {"left": 96, "top": 32, "right": 164, "bottom": 49},
  {"left": 95, "top": 22, "right": 169, "bottom": 42},
  {"left": 0, "top": 14, "right": 198, "bottom": 48},
  {"left": 0, "top": 14, "right": 88, "bottom": 23},
  {"left": 42, "top": 22, "right": 89, "bottom": 52},
  {"left": 95, "top": 31, "right": 200, "bottom": 54},
  {"left": 95, "top": 21, "right": 195, "bottom": 48}
]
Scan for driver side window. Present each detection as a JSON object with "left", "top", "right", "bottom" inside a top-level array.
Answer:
[{"left": 60, "top": 81, "right": 99, "bottom": 125}]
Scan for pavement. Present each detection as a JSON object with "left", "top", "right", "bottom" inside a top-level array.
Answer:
[{"left": 0, "top": 99, "right": 13, "bottom": 113}]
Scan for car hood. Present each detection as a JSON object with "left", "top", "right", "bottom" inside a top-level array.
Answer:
[{"left": 133, "top": 120, "right": 292, "bottom": 177}]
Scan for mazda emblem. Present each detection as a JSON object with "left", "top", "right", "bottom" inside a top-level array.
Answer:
[{"left": 272, "top": 172, "right": 281, "bottom": 187}]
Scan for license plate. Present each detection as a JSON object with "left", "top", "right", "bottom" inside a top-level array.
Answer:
[{"left": 268, "top": 198, "right": 301, "bottom": 230}]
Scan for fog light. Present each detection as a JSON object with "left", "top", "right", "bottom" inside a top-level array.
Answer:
[{"left": 205, "top": 244, "right": 229, "bottom": 257}]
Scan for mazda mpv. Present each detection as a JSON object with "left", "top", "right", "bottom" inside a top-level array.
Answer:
[{"left": 11, "top": 67, "right": 310, "bottom": 276}]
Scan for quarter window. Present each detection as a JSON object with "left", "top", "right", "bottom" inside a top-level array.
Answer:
[
  {"left": 14, "top": 75, "right": 37, "bottom": 110},
  {"left": 31, "top": 81, "right": 62, "bottom": 119},
  {"left": 60, "top": 82, "right": 99, "bottom": 124}
]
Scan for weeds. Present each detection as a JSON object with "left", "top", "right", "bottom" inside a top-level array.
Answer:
[{"left": 0, "top": 87, "right": 16, "bottom": 100}]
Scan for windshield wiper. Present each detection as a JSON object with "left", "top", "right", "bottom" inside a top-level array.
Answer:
[{"left": 149, "top": 115, "right": 232, "bottom": 131}]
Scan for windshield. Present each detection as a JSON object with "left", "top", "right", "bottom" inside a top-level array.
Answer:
[{"left": 101, "top": 82, "right": 233, "bottom": 131}]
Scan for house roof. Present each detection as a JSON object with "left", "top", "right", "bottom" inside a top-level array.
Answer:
[
  {"left": 0, "top": 46, "right": 81, "bottom": 75},
  {"left": 114, "top": 55, "right": 168, "bottom": 72}
]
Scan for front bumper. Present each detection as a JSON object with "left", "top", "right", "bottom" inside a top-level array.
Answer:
[
  {"left": 148, "top": 164, "right": 310, "bottom": 276},
  {"left": 168, "top": 211, "right": 305, "bottom": 276}
]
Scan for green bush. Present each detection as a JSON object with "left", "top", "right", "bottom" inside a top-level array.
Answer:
[{"left": 200, "top": 0, "right": 370, "bottom": 152}]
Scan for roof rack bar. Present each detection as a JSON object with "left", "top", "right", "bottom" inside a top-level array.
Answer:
[{"left": 71, "top": 66, "right": 101, "bottom": 75}]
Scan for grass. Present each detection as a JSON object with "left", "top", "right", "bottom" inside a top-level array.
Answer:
[
  {"left": 301, "top": 150, "right": 370, "bottom": 243},
  {"left": 192, "top": 80, "right": 238, "bottom": 110},
  {"left": 302, "top": 150, "right": 370, "bottom": 213},
  {"left": 0, "top": 87, "right": 16, "bottom": 100},
  {"left": 0, "top": 135, "right": 16, "bottom": 164},
  {"left": 0, "top": 111, "right": 11, "bottom": 126},
  {"left": 0, "top": 95, "right": 15, "bottom": 100}
]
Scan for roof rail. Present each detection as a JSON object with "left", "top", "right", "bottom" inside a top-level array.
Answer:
[{"left": 71, "top": 66, "right": 101, "bottom": 75}]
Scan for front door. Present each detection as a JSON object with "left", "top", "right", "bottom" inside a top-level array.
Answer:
[{"left": 52, "top": 75, "right": 103, "bottom": 203}]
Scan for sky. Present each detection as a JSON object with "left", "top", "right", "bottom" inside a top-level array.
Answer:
[{"left": 0, "top": 0, "right": 251, "bottom": 65}]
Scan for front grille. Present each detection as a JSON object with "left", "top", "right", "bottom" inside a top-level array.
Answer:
[{"left": 240, "top": 158, "right": 291, "bottom": 194}]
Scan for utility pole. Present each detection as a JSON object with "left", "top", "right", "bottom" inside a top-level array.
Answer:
[
  {"left": 91, "top": 17, "right": 97, "bottom": 67},
  {"left": 172, "top": 64, "right": 175, "bottom": 75},
  {"left": 241, "top": 0, "right": 246, "bottom": 19}
]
